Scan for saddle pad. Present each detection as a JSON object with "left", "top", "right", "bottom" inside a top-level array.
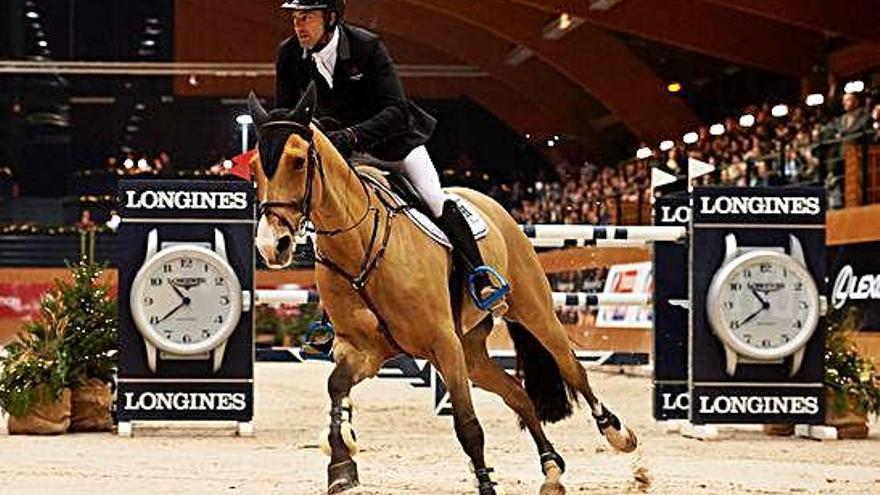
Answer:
[{"left": 360, "top": 174, "right": 489, "bottom": 249}]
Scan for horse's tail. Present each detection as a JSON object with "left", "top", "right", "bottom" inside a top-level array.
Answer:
[{"left": 507, "top": 320, "right": 578, "bottom": 424}]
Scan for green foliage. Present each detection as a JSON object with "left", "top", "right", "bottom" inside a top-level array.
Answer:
[
  {"left": 0, "top": 257, "right": 117, "bottom": 416},
  {"left": 0, "top": 293, "right": 70, "bottom": 416},
  {"left": 255, "top": 302, "right": 321, "bottom": 346},
  {"left": 55, "top": 258, "right": 118, "bottom": 385},
  {"left": 825, "top": 308, "right": 880, "bottom": 416}
]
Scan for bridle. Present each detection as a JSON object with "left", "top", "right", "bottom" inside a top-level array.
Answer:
[
  {"left": 257, "top": 120, "right": 373, "bottom": 239},
  {"left": 255, "top": 119, "right": 403, "bottom": 353}
]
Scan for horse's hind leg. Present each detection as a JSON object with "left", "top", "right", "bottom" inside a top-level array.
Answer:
[
  {"left": 462, "top": 317, "right": 566, "bottom": 495},
  {"left": 432, "top": 331, "right": 498, "bottom": 495},
  {"left": 505, "top": 273, "right": 638, "bottom": 453}
]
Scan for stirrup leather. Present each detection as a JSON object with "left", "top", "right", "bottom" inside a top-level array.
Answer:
[{"left": 467, "top": 266, "right": 510, "bottom": 311}]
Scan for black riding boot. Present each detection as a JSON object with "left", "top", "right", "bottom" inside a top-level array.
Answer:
[{"left": 434, "top": 200, "right": 508, "bottom": 313}]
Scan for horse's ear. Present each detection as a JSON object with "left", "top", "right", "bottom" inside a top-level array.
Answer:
[
  {"left": 248, "top": 92, "right": 270, "bottom": 127},
  {"left": 288, "top": 81, "right": 317, "bottom": 125}
]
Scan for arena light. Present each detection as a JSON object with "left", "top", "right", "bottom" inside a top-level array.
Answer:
[
  {"left": 542, "top": 13, "right": 585, "bottom": 40},
  {"left": 682, "top": 132, "right": 699, "bottom": 145},
  {"left": 25, "top": 11, "right": 40, "bottom": 19},
  {"left": 546, "top": 139, "right": 555, "bottom": 147},
  {"left": 667, "top": 82, "right": 682, "bottom": 93},
  {"left": 142, "top": 39, "right": 156, "bottom": 47},
  {"left": 636, "top": 147, "right": 652, "bottom": 160},
  {"left": 709, "top": 123, "right": 725, "bottom": 136},
  {"left": 559, "top": 13, "right": 573, "bottom": 30},
  {"left": 235, "top": 114, "right": 253, "bottom": 125},
  {"left": 844, "top": 80, "right": 865, "bottom": 94},
  {"left": 37, "top": 40, "right": 47, "bottom": 48},
  {"left": 739, "top": 114, "right": 755, "bottom": 127},
  {"left": 222, "top": 159, "right": 234, "bottom": 170},
  {"left": 137, "top": 158, "right": 150, "bottom": 171},
  {"left": 805, "top": 93, "right": 824, "bottom": 107},
  {"left": 659, "top": 140, "right": 674, "bottom": 151},
  {"left": 771, "top": 104, "right": 789, "bottom": 117},
  {"left": 123, "top": 158, "right": 134, "bottom": 169}
]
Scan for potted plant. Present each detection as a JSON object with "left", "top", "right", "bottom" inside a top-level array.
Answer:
[
  {"left": 0, "top": 258, "right": 117, "bottom": 434},
  {"left": 57, "top": 259, "right": 117, "bottom": 432},
  {"left": 0, "top": 292, "right": 72, "bottom": 435},
  {"left": 824, "top": 308, "right": 880, "bottom": 439}
]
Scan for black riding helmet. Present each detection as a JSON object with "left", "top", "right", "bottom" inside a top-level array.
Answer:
[{"left": 281, "top": 0, "right": 346, "bottom": 27}]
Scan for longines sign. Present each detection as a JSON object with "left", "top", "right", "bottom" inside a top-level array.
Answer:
[
  {"left": 122, "top": 391, "right": 248, "bottom": 412},
  {"left": 124, "top": 190, "right": 248, "bottom": 210},
  {"left": 117, "top": 383, "right": 254, "bottom": 420},
  {"left": 119, "top": 179, "right": 254, "bottom": 221},
  {"left": 693, "top": 187, "right": 825, "bottom": 225},
  {"left": 699, "top": 196, "right": 821, "bottom": 216},
  {"left": 690, "top": 186, "right": 826, "bottom": 425}
]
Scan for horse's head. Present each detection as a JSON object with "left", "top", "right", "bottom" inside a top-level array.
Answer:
[{"left": 250, "top": 82, "right": 322, "bottom": 268}]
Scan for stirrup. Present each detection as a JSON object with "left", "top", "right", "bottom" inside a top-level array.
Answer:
[
  {"left": 467, "top": 266, "right": 510, "bottom": 312},
  {"left": 303, "top": 320, "right": 335, "bottom": 357}
]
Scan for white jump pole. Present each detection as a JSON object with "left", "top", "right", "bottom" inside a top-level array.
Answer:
[
  {"left": 254, "top": 289, "right": 319, "bottom": 305},
  {"left": 552, "top": 292, "right": 652, "bottom": 308},
  {"left": 520, "top": 225, "right": 686, "bottom": 243},
  {"left": 255, "top": 289, "right": 651, "bottom": 309}
]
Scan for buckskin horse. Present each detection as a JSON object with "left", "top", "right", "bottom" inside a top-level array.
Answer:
[{"left": 249, "top": 82, "right": 638, "bottom": 495}]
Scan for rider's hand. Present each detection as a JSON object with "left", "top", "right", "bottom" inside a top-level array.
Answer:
[{"left": 327, "top": 128, "right": 357, "bottom": 159}]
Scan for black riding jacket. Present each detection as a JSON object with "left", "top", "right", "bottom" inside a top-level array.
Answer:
[{"left": 275, "top": 23, "right": 436, "bottom": 161}]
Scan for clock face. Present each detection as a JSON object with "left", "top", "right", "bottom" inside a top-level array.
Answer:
[
  {"left": 709, "top": 251, "right": 819, "bottom": 359},
  {"left": 131, "top": 245, "right": 241, "bottom": 354}
]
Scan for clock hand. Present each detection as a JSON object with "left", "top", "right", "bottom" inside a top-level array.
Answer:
[
  {"left": 750, "top": 287, "right": 769, "bottom": 307},
  {"left": 171, "top": 283, "right": 187, "bottom": 301},
  {"left": 157, "top": 294, "right": 192, "bottom": 324},
  {"left": 738, "top": 304, "right": 767, "bottom": 328}
]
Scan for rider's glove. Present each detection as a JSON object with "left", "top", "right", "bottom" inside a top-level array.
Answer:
[{"left": 326, "top": 128, "right": 358, "bottom": 159}]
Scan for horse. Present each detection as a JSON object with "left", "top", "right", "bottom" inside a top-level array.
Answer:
[{"left": 248, "top": 82, "right": 638, "bottom": 495}]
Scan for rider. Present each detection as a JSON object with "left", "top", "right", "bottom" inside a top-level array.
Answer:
[{"left": 275, "top": 0, "right": 508, "bottom": 313}]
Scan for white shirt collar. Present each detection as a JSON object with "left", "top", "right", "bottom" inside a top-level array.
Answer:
[
  {"left": 314, "top": 27, "right": 340, "bottom": 66},
  {"left": 308, "top": 27, "right": 340, "bottom": 88}
]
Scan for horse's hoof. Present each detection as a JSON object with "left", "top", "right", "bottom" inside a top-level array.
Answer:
[
  {"left": 539, "top": 481, "right": 566, "bottom": 495},
  {"left": 328, "top": 460, "right": 359, "bottom": 494},
  {"left": 328, "top": 479, "right": 358, "bottom": 495},
  {"left": 606, "top": 425, "right": 638, "bottom": 453}
]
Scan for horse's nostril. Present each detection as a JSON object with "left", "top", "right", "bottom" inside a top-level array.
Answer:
[{"left": 276, "top": 235, "right": 292, "bottom": 254}]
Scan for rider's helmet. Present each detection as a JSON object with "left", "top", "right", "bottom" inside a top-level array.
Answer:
[{"left": 281, "top": 0, "right": 346, "bottom": 27}]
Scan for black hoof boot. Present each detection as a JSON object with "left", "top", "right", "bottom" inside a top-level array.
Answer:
[
  {"left": 328, "top": 459, "right": 359, "bottom": 494},
  {"left": 475, "top": 467, "right": 497, "bottom": 495}
]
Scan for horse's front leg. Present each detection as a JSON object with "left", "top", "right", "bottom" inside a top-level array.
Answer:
[{"left": 320, "top": 336, "right": 387, "bottom": 494}]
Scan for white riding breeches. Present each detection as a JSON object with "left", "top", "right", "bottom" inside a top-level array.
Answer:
[{"left": 359, "top": 145, "right": 446, "bottom": 218}]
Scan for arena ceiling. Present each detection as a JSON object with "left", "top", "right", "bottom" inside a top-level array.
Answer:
[{"left": 173, "top": 0, "right": 879, "bottom": 159}]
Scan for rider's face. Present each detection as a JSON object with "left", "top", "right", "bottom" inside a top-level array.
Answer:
[{"left": 292, "top": 10, "right": 326, "bottom": 49}]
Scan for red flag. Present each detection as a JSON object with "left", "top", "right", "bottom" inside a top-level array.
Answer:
[{"left": 230, "top": 149, "right": 257, "bottom": 180}]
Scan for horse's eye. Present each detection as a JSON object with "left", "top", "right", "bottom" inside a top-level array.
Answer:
[{"left": 293, "top": 157, "right": 306, "bottom": 170}]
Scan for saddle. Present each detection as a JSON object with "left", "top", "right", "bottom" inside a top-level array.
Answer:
[{"left": 353, "top": 167, "right": 489, "bottom": 249}]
